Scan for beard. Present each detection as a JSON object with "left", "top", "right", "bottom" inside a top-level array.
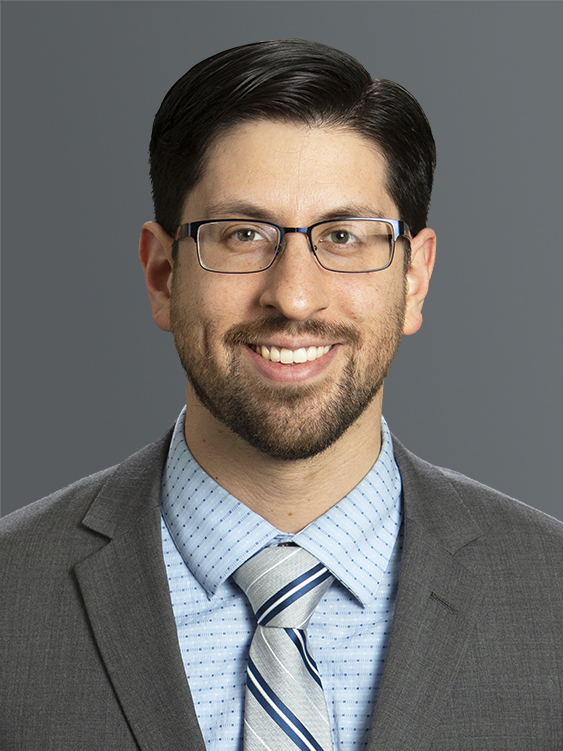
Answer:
[{"left": 170, "top": 287, "right": 405, "bottom": 462}]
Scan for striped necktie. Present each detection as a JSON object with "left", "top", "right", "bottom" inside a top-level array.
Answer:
[{"left": 233, "top": 545, "right": 334, "bottom": 751}]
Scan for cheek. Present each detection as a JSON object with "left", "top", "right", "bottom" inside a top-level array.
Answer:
[
  {"left": 334, "top": 273, "right": 406, "bottom": 346},
  {"left": 180, "top": 275, "right": 261, "bottom": 343},
  {"left": 202, "top": 278, "right": 259, "bottom": 323},
  {"left": 334, "top": 277, "right": 389, "bottom": 323}
]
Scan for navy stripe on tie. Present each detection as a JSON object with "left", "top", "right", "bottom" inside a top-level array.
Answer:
[
  {"left": 257, "top": 565, "right": 332, "bottom": 625},
  {"left": 255, "top": 563, "right": 325, "bottom": 623},
  {"left": 287, "top": 629, "right": 322, "bottom": 688},
  {"left": 247, "top": 658, "right": 326, "bottom": 751}
]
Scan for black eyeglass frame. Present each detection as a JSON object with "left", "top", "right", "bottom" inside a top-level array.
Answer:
[{"left": 174, "top": 217, "right": 411, "bottom": 274}]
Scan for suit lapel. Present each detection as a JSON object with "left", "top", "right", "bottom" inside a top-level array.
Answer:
[
  {"left": 367, "top": 438, "right": 484, "bottom": 750},
  {"left": 75, "top": 432, "right": 206, "bottom": 751}
]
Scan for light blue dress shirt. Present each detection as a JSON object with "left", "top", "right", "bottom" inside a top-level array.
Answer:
[{"left": 161, "top": 407, "right": 403, "bottom": 750}]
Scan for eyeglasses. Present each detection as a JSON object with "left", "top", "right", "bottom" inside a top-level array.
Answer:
[{"left": 175, "top": 217, "right": 410, "bottom": 274}]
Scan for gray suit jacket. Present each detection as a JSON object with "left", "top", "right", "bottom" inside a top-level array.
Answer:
[{"left": 1, "top": 430, "right": 562, "bottom": 750}]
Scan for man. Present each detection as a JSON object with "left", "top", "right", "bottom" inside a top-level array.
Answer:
[{"left": 1, "top": 39, "right": 561, "bottom": 750}]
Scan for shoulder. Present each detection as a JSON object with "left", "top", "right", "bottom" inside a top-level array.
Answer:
[
  {"left": 0, "top": 466, "right": 117, "bottom": 554},
  {"left": 438, "top": 463, "right": 563, "bottom": 580},
  {"left": 392, "top": 433, "right": 563, "bottom": 559},
  {"left": 0, "top": 428, "right": 173, "bottom": 568},
  {"left": 438, "top": 462, "right": 562, "bottom": 533},
  {"left": 391, "top": 435, "right": 563, "bottom": 636}
]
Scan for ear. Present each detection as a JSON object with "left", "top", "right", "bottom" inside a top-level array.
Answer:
[
  {"left": 138, "top": 221, "right": 175, "bottom": 332},
  {"left": 403, "top": 227, "right": 436, "bottom": 336}
]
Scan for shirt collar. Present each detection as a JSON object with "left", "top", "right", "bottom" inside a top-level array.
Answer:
[{"left": 161, "top": 407, "right": 402, "bottom": 607}]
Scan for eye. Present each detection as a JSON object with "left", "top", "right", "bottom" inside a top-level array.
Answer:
[
  {"left": 328, "top": 230, "right": 355, "bottom": 244},
  {"left": 317, "top": 225, "right": 362, "bottom": 248},
  {"left": 217, "top": 222, "right": 278, "bottom": 253},
  {"left": 234, "top": 228, "right": 261, "bottom": 242},
  {"left": 221, "top": 223, "right": 277, "bottom": 245}
]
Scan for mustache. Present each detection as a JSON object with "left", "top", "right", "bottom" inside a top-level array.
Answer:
[{"left": 224, "top": 315, "right": 361, "bottom": 347}]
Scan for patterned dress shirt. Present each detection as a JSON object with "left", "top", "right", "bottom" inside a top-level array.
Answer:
[{"left": 161, "top": 407, "right": 403, "bottom": 750}]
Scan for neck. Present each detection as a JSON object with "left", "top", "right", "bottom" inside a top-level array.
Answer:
[{"left": 183, "top": 388, "right": 384, "bottom": 533}]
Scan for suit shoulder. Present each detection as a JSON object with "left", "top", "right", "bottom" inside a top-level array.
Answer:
[
  {"left": 438, "top": 464, "right": 563, "bottom": 539},
  {"left": 0, "top": 428, "right": 173, "bottom": 560},
  {"left": 1, "top": 465, "right": 117, "bottom": 527},
  {"left": 0, "top": 465, "right": 120, "bottom": 569},
  {"left": 392, "top": 433, "right": 563, "bottom": 551}
]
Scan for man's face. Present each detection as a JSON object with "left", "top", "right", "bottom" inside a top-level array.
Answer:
[{"left": 169, "top": 120, "right": 413, "bottom": 460}]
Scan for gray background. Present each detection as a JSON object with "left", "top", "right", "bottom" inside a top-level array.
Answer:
[{"left": 2, "top": 1, "right": 562, "bottom": 520}]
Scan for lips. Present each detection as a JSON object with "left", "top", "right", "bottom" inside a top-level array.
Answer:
[{"left": 250, "top": 344, "right": 333, "bottom": 364}]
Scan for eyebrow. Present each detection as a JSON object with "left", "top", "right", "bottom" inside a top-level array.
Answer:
[
  {"left": 202, "top": 201, "right": 276, "bottom": 222},
  {"left": 200, "top": 200, "right": 391, "bottom": 224},
  {"left": 316, "top": 206, "right": 389, "bottom": 222}
]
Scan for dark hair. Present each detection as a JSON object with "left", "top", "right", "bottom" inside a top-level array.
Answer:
[{"left": 149, "top": 40, "right": 436, "bottom": 238}]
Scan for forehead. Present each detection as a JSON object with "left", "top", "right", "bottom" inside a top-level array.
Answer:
[{"left": 183, "top": 120, "right": 398, "bottom": 223}]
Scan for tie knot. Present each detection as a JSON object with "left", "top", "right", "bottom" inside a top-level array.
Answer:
[{"left": 233, "top": 546, "right": 333, "bottom": 629}]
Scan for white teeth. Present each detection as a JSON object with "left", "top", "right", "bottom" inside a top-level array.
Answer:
[{"left": 254, "top": 344, "right": 332, "bottom": 364}]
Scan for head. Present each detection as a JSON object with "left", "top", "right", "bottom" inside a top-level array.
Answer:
[
  {"left": 142, "top": 41, "right": 436, "bottom": 463},
  {"left": 149, "top": 40, "right": 436, "bottom": 244}
]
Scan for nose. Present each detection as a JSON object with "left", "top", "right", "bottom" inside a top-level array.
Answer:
[{"left": 258, "top": 232, "right": 330, "bottom": 321}]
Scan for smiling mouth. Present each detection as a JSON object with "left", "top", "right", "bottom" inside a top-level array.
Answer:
[{"left": 250, "top": 344, "right": 333, "bottom": 364}]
